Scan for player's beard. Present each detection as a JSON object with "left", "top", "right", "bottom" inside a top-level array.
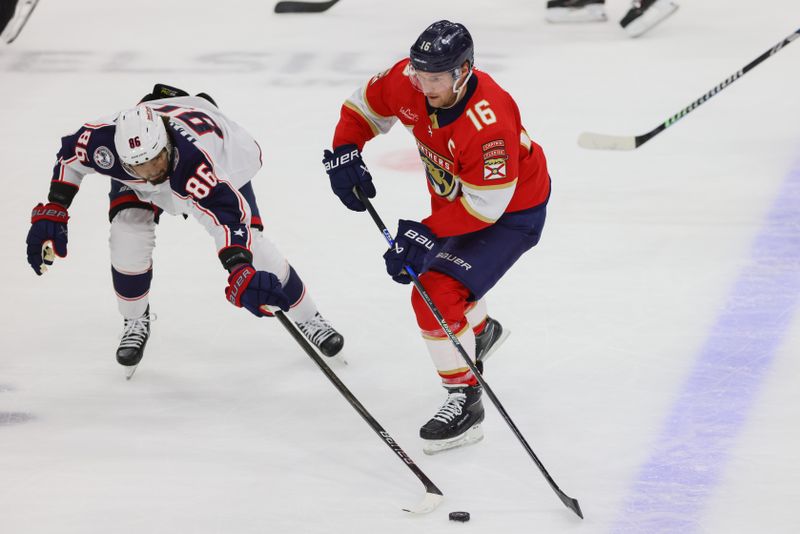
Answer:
[
  {"left": 148, "top": 173, "right": 169, "bottom": 185},
  {"left": 431, "top": 71, "right": 471, "bottom": 109},
  {"left": 427, "top": 92, "right": 457, "bottom": 109}
]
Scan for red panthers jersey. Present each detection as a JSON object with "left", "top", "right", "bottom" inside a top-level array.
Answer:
[{"left": 333, "top": 58, "right": 550, "bottom": 237}]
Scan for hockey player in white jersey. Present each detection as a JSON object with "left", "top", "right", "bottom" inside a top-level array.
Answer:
[{"left": 26, "top": 84, "right": 344, "bottom": 378}]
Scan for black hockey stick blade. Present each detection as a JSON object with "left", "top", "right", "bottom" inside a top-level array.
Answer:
[
  {"left": 274, "top": 0, "right": 340, "bottom": 13},
  {"left": 559, "top": 492, "right": 584, "bottom": 519},
  {"left": 354, "top": 188, "right": 583, "bottom": 519}
]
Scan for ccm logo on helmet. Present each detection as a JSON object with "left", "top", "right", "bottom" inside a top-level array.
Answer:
[{"left": 128, "top": 136, "right": 141, "bottom": 149}]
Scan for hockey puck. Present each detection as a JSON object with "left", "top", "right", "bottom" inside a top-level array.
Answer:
[{"left": 448, "top": 511, "right": 470, "bottom": 522}]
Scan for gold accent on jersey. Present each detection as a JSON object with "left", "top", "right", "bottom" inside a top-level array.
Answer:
[
  {"left": 422, "top": 322, "right": 469, "bottom": 341},
  {"left": 520, "top": 128, "right": 532, "bottom": 152},
  {"left": 460, "top": 196, "right": 499, "bottom": 223},
  {"left": 438, "top": 366, "right": 471, "bottom": 376},
  {"left": 463, "top": 177, "right": 518, "bottom": 191},
  {"left": 423, "top": 157, "right": 454, "bottom": 196},
  {"left": 361, "top": 87, "right": 391, "bottom": 122},
  {"left": 344, "top": 100, "right": 379, "bottom": 136}
]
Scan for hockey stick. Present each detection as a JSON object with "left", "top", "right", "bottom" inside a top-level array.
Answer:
[
  {"left": 272, "top": 309, "right": 444, "bottom": 514},
  {"left": 579, "top": 27, "right": 800, "bottom": 150},
  {"left": 274, "top": 0, "right": 340, "bottom": 14},
  {"left": 2, "top": 0, "right": 40, "bottom": 44},
  {"left": 355, "top": 189, "right": 583, "bottom": 519}
]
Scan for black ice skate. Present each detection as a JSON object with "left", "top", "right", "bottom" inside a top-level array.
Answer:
[
  {"left": 295, "top": 312, "right": 344, "bottom": 358},
  {"left": 620, "top": 0, "right": 679, "bottom": 38},
  {"left": 475, "top": 316, "right": 510, "bottom": 374},
  {"left": 420, "top": 384, "right": 484, "bottom": 455},
  {"left": 546, "top": 0, "right": 607, "bottom": 23},
  {"left": 116, "top": 306, "right": 153, "bottom": 380}
]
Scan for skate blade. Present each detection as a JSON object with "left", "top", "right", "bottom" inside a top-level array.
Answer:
[
  {"left": 479, "top": 328, "right": 511, "bottom": 366},
  {"left": 402, "top": 490, "right": 444, "bottom": 514},
  {"left": 546, "top": 5, "right": 607, "bottom": 23},
  {"left": 623, "top": 0, "right": 679, "bottom": 37},
  {"left": 124, "top": 365, "right": 138, "bottom": 381},
  {"left": 422, "top": 424, "right": 484, "bottom": 455}
]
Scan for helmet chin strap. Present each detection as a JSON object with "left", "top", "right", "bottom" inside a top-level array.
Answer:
[{"left": 441, "top": 67, "right": 473, "bottom": 110}]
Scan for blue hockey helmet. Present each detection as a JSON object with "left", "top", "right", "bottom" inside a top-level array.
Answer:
[{"left": 409, "top": 20, "right": 474, "bottom": 73}]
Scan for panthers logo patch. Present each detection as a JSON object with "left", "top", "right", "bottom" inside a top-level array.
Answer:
[
  {"left": 417, "top": 140, "right": 457, "bottom": 198},
  {"left": 422, "top": 155, "right": 458, "bottom": 197}
]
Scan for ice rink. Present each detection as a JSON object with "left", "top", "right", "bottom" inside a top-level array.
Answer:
[{"left": 2, "top": 1, "right": 800, "bottom": 532}]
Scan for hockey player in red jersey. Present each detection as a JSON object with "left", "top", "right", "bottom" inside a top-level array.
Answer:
[
  {"left": 26, "top": 85, "right": 344, "bottom": 379},
  {"left": 323, "top": 21, "right": 550, "bottom": 454}
]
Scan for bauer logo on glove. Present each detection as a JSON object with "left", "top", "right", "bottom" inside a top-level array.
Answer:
[
  {"left": 26, "top": 201, "right": 70, "bottom": 276},
  {"left": 225, "top": 264, "right": 291, "bottom": 317},
  {"left": 323, "top": 147, "right": 362, "bottom": 172},
  {"left": 402, "top": 228, "right": 436, "bottom": 251}
]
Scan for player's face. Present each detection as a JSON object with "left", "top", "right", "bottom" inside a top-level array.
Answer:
[
  {"left": 130, "top": 149, "right": 170, "bottom": 184},
  {"left": 413, "top": 70, "right": 458, "bottom": 107},
  {"left": 410, "top": 64, "right": 470, "bottom": 109}
]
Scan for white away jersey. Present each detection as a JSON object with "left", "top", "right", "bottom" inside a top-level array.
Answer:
[{"left": 50, "top": 96, "right": 265, "bottom": 256}]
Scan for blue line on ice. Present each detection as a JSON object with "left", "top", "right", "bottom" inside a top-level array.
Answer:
[{"left": 611, "top": 157, "right": 800, "bottom": 533}]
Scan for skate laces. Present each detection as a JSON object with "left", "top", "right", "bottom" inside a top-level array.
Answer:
[
  {"left": 432, "top": 391, "right": 467, "bottom": 423},
  {"left": 119, "top": 313, "right": 154, "bottom": 348},
  {"left": 296, "top": 312, "right": 334, "bottom": 346}
]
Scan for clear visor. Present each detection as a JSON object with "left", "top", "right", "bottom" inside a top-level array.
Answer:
[
  {"left": 408, "top": 64, "right": 461, "bottom": 94},
  {"left": 122, "top": 148, "right": 170, "bottom": 183}
]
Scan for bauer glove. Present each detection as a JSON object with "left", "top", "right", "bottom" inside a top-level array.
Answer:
[
  {"left": 383, "top": 220, "right": 439, "bottom": 284},
  {"left": 26, "top": 202, "right": 69, "bottom": 275},
  {"left": 225, "top": 264, "right": 291, "bottom": 317},
  {"left": 322, "top": 144, "right": 376, "bottom": 212}
]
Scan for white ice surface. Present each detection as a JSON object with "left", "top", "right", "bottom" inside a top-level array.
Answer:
[{"left": 2, "top": 1, "right": 800, "bottom": 533}]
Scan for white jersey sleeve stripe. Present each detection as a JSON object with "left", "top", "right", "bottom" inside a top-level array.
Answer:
[
  {"left": 344, "top": 86, "right": 398, "bottom": 136},
  {"left": 56, "top": 155, "right": 91, "bottom": 187},
  {"left": 520, "top": 129, "right": 532, "bottom": 153},
  {"left": 460, "top": 178, "right": 518, "bottom": 223}
]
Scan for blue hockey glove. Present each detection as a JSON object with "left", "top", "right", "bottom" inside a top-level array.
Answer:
[
  {"left": 26, "top": 202, "right": 69, "bottom": 276},
  {"left": 225, "top": 264, "right": 291, "bottom": 317},
  {"left": 383, "top": 220, "right": 439, "bottom": 284},
  {"left": 322, "top": 144, "right": 376, "bottom": 212}
]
